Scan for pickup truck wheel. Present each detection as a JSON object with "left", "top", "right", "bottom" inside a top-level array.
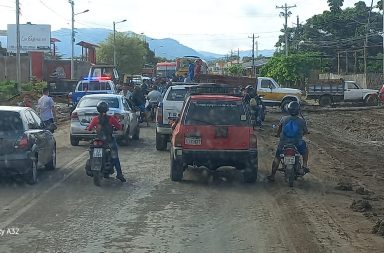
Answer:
[
  {"left": 281, "top": 99, "right": 293, "bottom": 113},
  {"left": 364, "top": 94, "right": 379, "bottom": 106},
  {"left": 70, "top": 135, "right": 79, "bottom": 146},
  {"left": 319, "top": 95, "right": 332, "bottom": 107},
  {"left": 170, "top": 155, "right": 183, "bottom": 182},
  {"left": 132, "top": 126, "right": 140, "bottom": 140},
  {"left": 156, "top": 133, "right": 168, "bottom": 151},
  {"left": 243, "top": 159, "right": 258, "bottom": 183}
]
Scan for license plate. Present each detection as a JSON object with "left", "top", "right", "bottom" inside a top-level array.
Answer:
[
  {"left": 93, "top": 148, "right": 103, "bottom": 158},
  {"left": 185, "top": 137, "right": 201, "bottom": 145},
  {"left": 284, "top": 156, "right": 296, "bottom": 165}
]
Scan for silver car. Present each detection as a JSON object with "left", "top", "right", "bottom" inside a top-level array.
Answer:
[{"left": 70, "top": 94, "right": 140, "bottom": 146}]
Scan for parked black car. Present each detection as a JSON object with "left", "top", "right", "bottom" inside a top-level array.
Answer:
[{"left": 0, "top": 106, "right": 56, "bottom": 184}]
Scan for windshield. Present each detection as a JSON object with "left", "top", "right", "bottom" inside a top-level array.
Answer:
[
  {"left": 77, "top": 97, "right": 120, "bottom": 108},
  {"left": 166, "top": 88, "right": 188, "bottom": 101},
  {"left": 184, "top": 100, "right": 248, "bottom": 126}
]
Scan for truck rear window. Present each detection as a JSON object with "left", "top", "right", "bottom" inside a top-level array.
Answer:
[
  {"left": 0, "top": 111, "right": 24, "bottom": 133},
  {"left": 78, "top": 97, "right": 119, "bottom": 108},
  {"left": 166, "top": 89, "right": 187, "bottom": 101},
  {"left": 184, "top": 100, "right": 248, "bottom": 126}
]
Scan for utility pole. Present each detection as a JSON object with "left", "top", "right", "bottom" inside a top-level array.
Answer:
[
  {"left": 276, "top": 3, "right": 296, "bottom": 56},
  {"left": 364, "top": 0, "right": 374, "bottom": 78},
  {"left": 16, "top": 0, "right": 21, "bottom": 91},
  {"left": 248, "top": 34, "right": 259, "bottom": 77},
  {"left": 69, "top": 0, "right": 75, "bottom": 80}
]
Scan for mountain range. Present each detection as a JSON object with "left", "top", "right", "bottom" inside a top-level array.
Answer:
[
  {"left": 52, "top": 28, "right": 275, "bottom": 60},
  {"left": 0, "top": 28, "right": 275, "bottom": 60}
]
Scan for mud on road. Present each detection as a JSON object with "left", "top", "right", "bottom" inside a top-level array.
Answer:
[{"left": 0, "top": 108, "right": 383, "bottom": 253}]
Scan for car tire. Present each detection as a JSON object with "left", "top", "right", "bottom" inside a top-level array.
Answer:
[
  {"left": 319, "top": 95, "right": 332, "bottom": 107},
  {"left": 70, "top": 135, "right": 79, "bottom": 146},
  {"left": 156, "top": 133, "right": 168, "bottom": 151},
  {"left": 45, "top": 145, "right": 56, "bottom": 170},
  {"left": 364, "top": 94, "right": 379, "bottom": 106},
  {"left": 25, "top": 158, "right": 38, "bottom": 185},
  {"left": 243, "top": 159, "right": 258, "bottom": 183},
  {"left": 280, "top": 99, "right": 294, "bottom": 113},
  {"left": 132, "top": 126, "right": 140, "bottom": 140},
  {"left": 170, "top": 152, "right": 183, "bottom": 182}
]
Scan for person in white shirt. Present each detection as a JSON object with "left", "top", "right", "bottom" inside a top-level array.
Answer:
[
  {"left": 146, "top": 85, "right": 163, "bottom": 121},
  {"left": 37, "top": 87, "right": 56, "bottom": 127},
  {"left": 119, "top": 84, "right": 133, "bottom": 100}
]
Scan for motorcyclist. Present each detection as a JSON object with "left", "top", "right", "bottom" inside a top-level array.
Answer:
[
  {"left": 243, "top": 85, "right": 264, "bottom": 128},
  {"left": 267, "top": 101, "right": 309, "bottom": 182},
  {"left": 131, "top": 85, "right": 146, "bottom": 111},
  {"left": 87, "top": 101, "right": 127, "bottom": 182}
]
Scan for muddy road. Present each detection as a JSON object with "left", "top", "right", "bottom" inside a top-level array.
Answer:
[{"left": 0, "top": 108, "right": 383, "bottom": 253}]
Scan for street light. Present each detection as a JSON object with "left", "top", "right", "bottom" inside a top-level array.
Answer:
[
  {"left": 113, "top": 19, "right": 127, "bottom": 66},
  {"left": 69, "top": 0, "right": 89, "bottom": 80}
]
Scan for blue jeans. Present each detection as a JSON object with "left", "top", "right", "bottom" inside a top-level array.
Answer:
[
  {"left": 110, "top": 138, "right": 123, "bottom": 176},
  {"left": 275, "top": 140, "right": 307, "bottom": 158}
]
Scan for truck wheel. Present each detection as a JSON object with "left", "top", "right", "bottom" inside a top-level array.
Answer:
[
  {"left": 70, "top": 135, "right": 79, "bottom": 146},
  {"left": 170, "top": 155, "right": 183, "bottom": 182},
  {"left": 132, "top": 126, "right": 140, "bottom": 140},
  {"left": 364, "top": 94, "right": 379, "bottom": 106},
  {"left": 156, "top": 133, "right": 168, "bottom": 151},
  {"left": 281, "top": 99, "right": 293, "bottom": 113},
  {"left": 319, "top": 95, "right": 332, "bottom": 107},
  {"left": 243, "top": 159, "right": 258, "bottom": 183}
]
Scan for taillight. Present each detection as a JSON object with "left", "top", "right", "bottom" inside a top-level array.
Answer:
[
  {"left": 71, "top": 112, "right": 79, "bottom": 121},
  {"left": 283, "top": 148, "right": 296, "bottom": 156},
  {"left": 93, "top": 140, "right": 104, "bottom": 146},
  {"left": 250, "top": 132, "right": 257, "bottom": 149},
  {"left": 156, "top": 102, "right": 163, "bottom": 123},
  {"left": 15, "top": 134, "right": 29, "bottom": 149}
]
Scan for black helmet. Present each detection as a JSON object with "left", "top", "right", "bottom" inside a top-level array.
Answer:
[
  {"left": 287, "top": 101, "right": 300, "bottom": 116},
  {"left": 97, "top": 101, "right": 109, "bottom": 114}
]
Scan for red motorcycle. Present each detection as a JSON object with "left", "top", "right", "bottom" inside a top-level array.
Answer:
[{"left": 379, "top": 85, "right": 384, "bottom": 105}]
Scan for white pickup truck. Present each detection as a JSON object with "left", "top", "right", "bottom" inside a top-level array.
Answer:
[
  {"left": 255, "top": 77, "right": 304, "bottom": 111},
  {"left": 307, "top": 80, "right": 379, "bottom": 106},
  {"left": 155, "top": 83, "right": 196, "bottom": 151}
]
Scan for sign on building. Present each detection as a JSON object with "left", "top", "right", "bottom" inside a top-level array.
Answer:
[{"left": 7, "top": 24, "right": 51, "bottom": 53}]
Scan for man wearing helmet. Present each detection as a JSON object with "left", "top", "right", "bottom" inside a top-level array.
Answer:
[
  {"left": 87, "top": 101, "right": 127, "bottom": 182},
  {"left": 267, "top": 101, "right": 309, "bottom": 182}
]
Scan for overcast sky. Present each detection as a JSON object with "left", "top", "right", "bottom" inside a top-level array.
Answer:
[{"left": 0, "top": 0, "right": 378, "bottom": 54}]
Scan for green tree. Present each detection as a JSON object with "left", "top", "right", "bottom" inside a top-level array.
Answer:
[
  {"left": 260, "top": 53, "right": 325, "bottom": 88},
  {"left": 225, "top": 64, "right": 245, "bottom": 76},
  {"left": 97, "top": 32, "right": 148, "bottom": 74},
  {"left": 327, "top": 0, "right": 344, "bottom": 12}
]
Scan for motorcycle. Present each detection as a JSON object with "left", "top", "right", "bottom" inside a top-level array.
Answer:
[
  {"left": 146, "top": 101, "right": 158, "bottom": 122},
  {"left": 85, "top": 138, "right": 114, "bottom": 186},
  {"left": 278, "top": 144, "right": 305, "bottom": 187}
]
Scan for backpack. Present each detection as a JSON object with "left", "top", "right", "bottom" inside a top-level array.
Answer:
[
  {"left": 282, "top": 119, "right": 300, "bottom": 138},
  {"left": 97, "top": 115, "right": 113, "bottom": 142}
]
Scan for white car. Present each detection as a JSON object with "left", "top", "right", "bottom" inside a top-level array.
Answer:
[
  {"left": 70, "top": 94, "right": 140, "bottom": 146},
  {"left": 155, "top": 83, "right": 197, "bottom": 151}
]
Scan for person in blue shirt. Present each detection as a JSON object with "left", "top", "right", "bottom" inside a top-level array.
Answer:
[{"left": 267, "top": 101, "right": 309, "bottom": 182}]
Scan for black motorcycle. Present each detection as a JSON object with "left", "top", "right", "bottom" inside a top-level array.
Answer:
[
  {"left": 278, "top": 144, "right": 305, "bottom": 187},
  {"left": 85, "top": 138, "right": 114, "bottom": 186}
]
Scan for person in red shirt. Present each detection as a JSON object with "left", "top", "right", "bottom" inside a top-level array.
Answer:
[{"left": 87, "top": 101, "right": 126, "bottom": 182}]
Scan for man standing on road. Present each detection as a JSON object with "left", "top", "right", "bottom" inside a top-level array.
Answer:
[{"left": 37, "top": 87, "right": 56, "bottom": 128}]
